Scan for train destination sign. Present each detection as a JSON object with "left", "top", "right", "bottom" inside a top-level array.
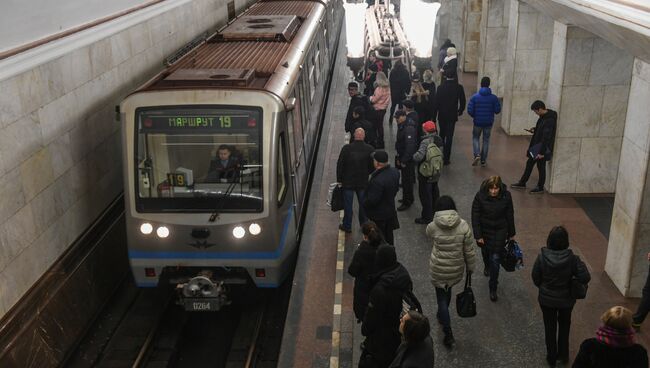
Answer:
[{"left": 140, "top": 114, "right": 257, "bottom": 131}]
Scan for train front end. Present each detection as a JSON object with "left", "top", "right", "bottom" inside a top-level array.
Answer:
[{"left": 121, "top": 89, "right": 295, "bottom": 311}]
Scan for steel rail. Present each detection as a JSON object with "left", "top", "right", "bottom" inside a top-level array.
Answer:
[{"left": 243, "top": 306, "right": 267, "bottom": 368}]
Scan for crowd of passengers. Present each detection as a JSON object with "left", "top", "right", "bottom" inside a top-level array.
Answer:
[{"left": 336, "top": 41, "right": 650, "bottom": 368}]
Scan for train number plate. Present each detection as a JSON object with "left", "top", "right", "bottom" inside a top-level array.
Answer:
[{"left": 183, "top": 298, "right": 221, "bottom": 311}]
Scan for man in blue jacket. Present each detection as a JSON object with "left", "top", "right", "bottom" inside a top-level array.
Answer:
[{"left": 467, "top": 77, "right": 501, "bottom": 167}]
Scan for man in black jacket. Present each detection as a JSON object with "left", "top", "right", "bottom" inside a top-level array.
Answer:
[
  {"left": 511, "top": 100, "right": 557, "bottom": 194},
  {"left": 346, "top": 82, "right": 371, "bottom": 131},
  {"left": 389, "top": 60, "right": 411, "bottom": 124},
  {"left": 361, "top": 245, "right": 414, "bottom": 368},
  {"left": 432, "top": 71, "right": 466, "bottom": 165},
  {"left": 363, "top": 151, "right": 400, "bottom": 245},
  {"left": 336, "top": 128, "right": 375, "bottom": 233},
  {"left": 346, "top": 106, "right": 377, "bottom": 147},
  {"left": 394, "top": 110, "right": 418, "bottom": 211}
]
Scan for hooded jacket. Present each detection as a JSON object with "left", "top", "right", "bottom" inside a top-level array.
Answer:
[
  {"left": 426, "top": 210, "right": 477, "bottom": 289},
  {"left": 531, "top": 247, "right": 591, "bottom": 309},
  {"left": 389, "top": 336, "right": 435, "bottom": 368},
  {"left": 467, "top": 87, "right": 501, "bottom": 127},
  {"left": 348, "top": 239, "right": 382, "bottom": 321},
  {"left": 471, "top": 181, "right": 515, "bottom": 251},
  {"left": 363, "top": 246, "right": 414, "bottom": 363},
  {"left": 345, "top": 108, "right": 377, "bottom": 147},
  {"left": 345, "top": 93, "right": 371, "bottom": 130},
  {"left": 527, "top": 109, "right": 557, "bottom": 160},
  {"left": 390, "top": 63, "right": 411, "bottom": 103}
]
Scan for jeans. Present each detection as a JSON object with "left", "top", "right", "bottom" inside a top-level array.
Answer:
[
  {"left": 541, "top": 305, "right": 573, "bottom": 362},
  {"left": 438, "top": 120, "right": 456, "bottom": 163},
  {"left": 519, "top": 157, "right": 547, "bottom": 189},
  {"left": 472, "top": 126, "right": 492, "bottom": 162},
  {"left": 634, "top": 264, "right": 650, "bottom": 324},
  {"left": 481, "top": 246, "right": 490, "bottom": 270},
  {"left": 435, "top": 287, "right": 453, "bottom": 330},
  {"left": 489, "top": 250, "right": 501, "bottom": 292},
  {"left": 417, "top": 174, "right": 439, "bottom": 221},
  {"left": 400, "top": 161, "right": 415, "bottom": 204},
  {"left": 342, "top": 188, "right": 366, "bottom": 230}
]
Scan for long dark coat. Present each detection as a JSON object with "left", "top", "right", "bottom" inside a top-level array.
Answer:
[{"left": 471, "top": 181, "right": 515, "bottom": 251}]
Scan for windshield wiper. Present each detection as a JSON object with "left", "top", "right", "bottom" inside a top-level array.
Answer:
[{"left": 208, "top": 170, "right": 241, "bottom": 222}]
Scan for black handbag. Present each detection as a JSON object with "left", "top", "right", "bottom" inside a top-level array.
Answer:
[
  {"left": 330, "top": 185, "right": 344, "bottom": 212},
  {"left": 456, "top": 271, "right": 476, "bottom": 318},
  {"left": 570, "top": 255, "right": 588, "bottom": 299}
]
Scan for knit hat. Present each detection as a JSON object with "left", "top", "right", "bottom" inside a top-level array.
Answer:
[
  {"left": 372, "top": 150, "right": 389, "bottom": 163},
  {"left": 446, "top": 47, "right": 457, "bottom": 56},
  {"left": 480, "top": 77, "right": 491, "bottom": 87},
  {"left": 422, "top": 121, "right": 437, "bottom": 133}
]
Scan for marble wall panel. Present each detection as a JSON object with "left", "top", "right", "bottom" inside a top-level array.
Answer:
[
  {"left": 514, "top": 49, "right": 550, "bottom": 72},
  {"left": 16, "top": 68, "right": 54, "bottom": 118},
  {"left": 557, "top": 86, "right": 603, "bottom": 138},
  {"left": 38, "top": 91, "right": 79, "bottom": 145},
  {"left": 640, "top": 160, "right": 650, "bottom": 224},
  {"left": 589, "top": 38, "right": 634, "bottom": 86},
  {"left": 0, "top": 168, "right": 25, "bottom": 225},
  {"left": 605, "top": 206, "right": 636, "bottom": 295},
  {"left": 487, "top": 0, "right": 505, "bottom": 27},
  {"left": 0, "top": 225, "right": 11, "bottom": 272},
  {"left": 566, "top": 26, "right": 595, "bottom": 39},
  {"left": 485, "top": 27, "right": 507, "bottom": 61},
  {"left": 0, "top": 113, "right": 43, "bottom": 172},
  {"left": 623, "top": 75, "right": 650, "bottom": 153},
  {"left": 509, "top": 90, "right": 540, "bottom": 134},
  {"left": 3, "top": 204, "right": 37, "bottom": 258},
  {"left": 614, "top": 139, "right": 648, "bottom": 220},
  {"left": 30, "top": 184, "right": 61, "bottom": 238},
  {"left": 19, "top": 148, "right": 55, "bottom": 202},
  {"left": 49, "top": 133, "right": 75, "bottom": 179},
  {"left": 0, "top": 76, "right": 24, "bottom": 128},
  {"left": 629, "top": 223, "right": 650, "bottom": 296},
  {"left": 534, "top": 13, "right": 555, "bottom": 47},
  {"left": 563, "top": 38, "right": 593, "bottom": 86},
  {"left": 575, "top": 137, "right": 622, "bottom": 193},
  {"left": 548, "top": 137, "right": 580, "bottom": 192},
  {"left": 599, "top": 85, "right": 629, "bottom": 138},
  {"left": 89, "top": 38, "right": 114, "bottom": 80},
  {"left": 515, "top": 12, "right": 539, "bottom": 50},
  {"left": 635, "top": 58, "right": 650, "bottom": 84}
]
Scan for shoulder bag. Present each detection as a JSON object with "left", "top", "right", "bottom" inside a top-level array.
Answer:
[{"left": 456, "top": 270, "right": 477, "bottom": 318}]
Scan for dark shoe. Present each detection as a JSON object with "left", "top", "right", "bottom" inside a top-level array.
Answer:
[
  {"left": 472, "top": 156, "right": 480, "bottom": 166},
  {"left": 490, "top": 290, "right": 498, "bottom": 302},
  {"left": 443, "top": 331, "right": 455, "bottom": 348},
  {"left": 558, "top": 355, "right": 569, "bottom": 364},
  {"left": 443, "top": 161, "right": 451, "bottom": 166},
  {"left": 481, "top": 161, "right": 487, "bottom": 167},
  {"left": 338, "top": 224, "right": 351, "bottom": 234},
  {"left": 633, "top": 322, "right": 642, "bottom": 332},
  {"left": 483, "top": 266, "right": 489, "bottom": 277},
  {"left": 414, "top": 217, "right": 430, "bottom": 224},
  {"left": 510, "top": 182, "right": 526, "bottom": 189},
  {"left": 397, "top": 203, "right": 411, "bottom": 211},
  {"left": 530, "top": 187, "right": 545, "bottom": 194},
  {"left": 546, "top": 356, "right": 556, "bottom": 367}
]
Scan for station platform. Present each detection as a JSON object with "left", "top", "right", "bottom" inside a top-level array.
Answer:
[{"left": 278, "top": 29, "right": 650, "bottom": 368}]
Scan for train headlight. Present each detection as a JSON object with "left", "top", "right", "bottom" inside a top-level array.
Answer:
[
  {"left": 249, "top": 223, "right": 262, "bottom": 235},
  {"left": 233, "top": 226, "right": 246, "bottom": 239},
  {"left": 156, "top": 226, "right": 170, "bottom": 238},
  {"left": 140, "top": 223, "right": 153, "bottom": 235}
]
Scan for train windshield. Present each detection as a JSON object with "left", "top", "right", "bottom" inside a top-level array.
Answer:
[{"left": 135, "top": 106, "right": 263, "bottom": 212}]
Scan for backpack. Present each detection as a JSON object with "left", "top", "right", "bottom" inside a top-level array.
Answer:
[{"left": 418, "top": 142, "right": 443, "bottom": 181}]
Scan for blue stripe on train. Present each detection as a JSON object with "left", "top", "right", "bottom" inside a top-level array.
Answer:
[{"left": 129, "top": 207, "right": 293, "bottom": 260}]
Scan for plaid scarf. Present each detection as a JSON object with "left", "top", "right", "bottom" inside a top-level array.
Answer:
[{"left": 596, "top": 324, "right": 636, "bottom": 348}]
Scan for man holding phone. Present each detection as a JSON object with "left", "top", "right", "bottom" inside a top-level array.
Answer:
[{"left": 511, "top": 100, "right": 557, "bottom": 194}]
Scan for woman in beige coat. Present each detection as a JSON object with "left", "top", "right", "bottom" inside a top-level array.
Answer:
[{"left": 426, "top": 195, "right": 476, "bottom": 348}]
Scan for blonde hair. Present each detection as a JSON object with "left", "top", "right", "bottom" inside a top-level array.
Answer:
[
  {"left": 423, "top": 69, "right": 434, "bottom": 83},
  {"left": 485, "top": 175, "right": 503, "bottom": 189},
  {"left": 374, "top": 71, "right": 389, "bottom": 88},
  {"left": 601, "top": 306, "right": 633, "bottom": 330},
  {"left": 409, "top": 80, "right": 428, "bottom": 103}
]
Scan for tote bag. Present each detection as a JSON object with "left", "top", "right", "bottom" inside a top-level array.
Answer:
[{"left": 456, "top": 270, "right": 476, "bottom": 318}]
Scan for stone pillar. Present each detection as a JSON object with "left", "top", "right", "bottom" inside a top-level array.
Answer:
[
  {"left": 436, "top": 0, "right": 465, "bottom": 63},
  {"left": 477, "top": 0, "right": 508, "bottom": 96},
  {"left": 462, "top": 0, "right": 482, "bottom": 72},
  {"left": 500, "top": 0, "right": 554, "bottom": 135},
  {"left": 605, "top": 59, "right": 650, "bottom": 297},
  {"left": 547, "top": 26, "right": 633, "bottom": 193}
]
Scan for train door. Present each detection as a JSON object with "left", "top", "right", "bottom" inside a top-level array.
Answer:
[{"left": 286, "top": 90, "right": 308, "bottom": 220}]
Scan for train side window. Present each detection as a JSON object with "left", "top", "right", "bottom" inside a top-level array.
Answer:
[
  {"left": 277, "top": 133, "right": 288, "bottom": 206},
  {"left": 314, "top": 44, "right": 321, "bottom": 84},
  {"left": 308, "top": 54, "right": 316, "bottom": 100}
]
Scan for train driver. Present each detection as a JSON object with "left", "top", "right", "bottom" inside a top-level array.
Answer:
[{"left": 206, "top": 145, "right": 241, "bottom": 183}]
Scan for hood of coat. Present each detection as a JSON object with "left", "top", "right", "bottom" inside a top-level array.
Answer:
[
  {"left": 541, "top": 247, "right": 574, "bottom": 269},
  {"left": 433, "top": 210, "right": 461, "bottom": 229},
  {"left": 479, "top": 87, "right": 492, "bottom": 96},
  {"left": 479, "top": 180, "right": 508, "bottom": 199},
  {"left": 375, "top": 263, "right": 412, "bottom": 292},
  {"left": 542, "top": 109, "right": 557, "bottom": 123}
]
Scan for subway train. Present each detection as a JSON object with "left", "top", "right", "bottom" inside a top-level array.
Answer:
[{"left": 120, "top": 0, "right": 343, "bottom": 311}]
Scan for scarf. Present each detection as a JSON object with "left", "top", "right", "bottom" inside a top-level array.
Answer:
[
  {"left": 596, "top": 324, "right": 636, "bottom": 348},
  {"left": 443, "top": 54, "right": 457, "bottom": 64}
]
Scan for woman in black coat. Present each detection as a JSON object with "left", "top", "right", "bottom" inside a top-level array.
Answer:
[
  {"left": 471, "top": 176, "right": 515, "bottom": 301},
  {"left": 532, "top": 226, "right": 591, "bottom": 367},
  {"left": 389, "top": 311, "right": 434, "bottom": 368},
  {"left": 573, "top": 306, "right": 647, "bottom": 368},
  {"left": 348, "top": 222, "right": 384, "bottom": 322}
]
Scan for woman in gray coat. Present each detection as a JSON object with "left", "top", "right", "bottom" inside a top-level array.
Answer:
[{"left": 426, "top": 196, "right": 476, "bottom": 348}]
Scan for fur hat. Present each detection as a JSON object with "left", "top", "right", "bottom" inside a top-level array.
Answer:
[{"left": 446, "top": 47, "right": 457, "bottom": 56}]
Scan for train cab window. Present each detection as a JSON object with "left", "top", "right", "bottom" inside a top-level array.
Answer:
[
  {"left": 277, "top": 133, "right": 288, "bottom": 206},
  {"left": 134, "top": 106, "right": 263, "bottom": 213}
]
